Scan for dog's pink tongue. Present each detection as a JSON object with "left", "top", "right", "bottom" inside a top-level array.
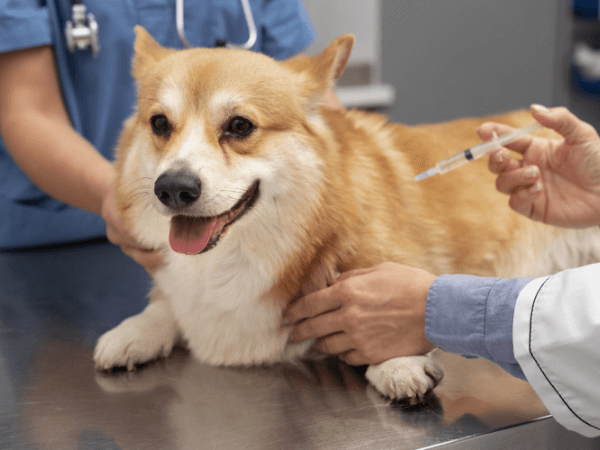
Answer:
[{"left": 169, "top": 216, "right": 218, "bottom": 255}]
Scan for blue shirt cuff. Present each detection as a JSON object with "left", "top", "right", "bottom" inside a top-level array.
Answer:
[{"left": 425, "top": 274, "right": 532, "bottom": 379}]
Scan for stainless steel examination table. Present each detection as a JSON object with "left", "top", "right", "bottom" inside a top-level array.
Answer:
[{"left": 1, "top": 240, "right": 599, "bottom": 450}]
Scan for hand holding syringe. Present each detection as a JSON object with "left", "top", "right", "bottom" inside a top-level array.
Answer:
[{"left": 412, "top": 122, "right": 543, "bottom": 182}]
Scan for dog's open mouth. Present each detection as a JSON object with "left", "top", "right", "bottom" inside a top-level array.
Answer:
[{"left": 169, "top": 180, "right": 260, "bottom": 255}]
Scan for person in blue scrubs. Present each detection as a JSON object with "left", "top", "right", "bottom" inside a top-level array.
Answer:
[{"left": 0, "top": 0, "right": 316, "bottom": 271}]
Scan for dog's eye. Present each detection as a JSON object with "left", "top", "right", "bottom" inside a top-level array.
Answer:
[
  {"left": 227, "top": 117, "right": 254, "bottom": 137},
  {"left": 150, "top": 114, "right": 171, "bottom": 136}
]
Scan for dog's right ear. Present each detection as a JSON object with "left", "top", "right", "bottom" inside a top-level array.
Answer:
[{"left": 132, "top": 26, "right": 176, "bottom": 82}]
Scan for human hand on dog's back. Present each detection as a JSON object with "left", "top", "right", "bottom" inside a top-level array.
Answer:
[
  {"left": 479, "top": 104, "right": 600, "bottom": 228},
  {"left": 285, "top": 262, "right": 436, "bottom": 366}
]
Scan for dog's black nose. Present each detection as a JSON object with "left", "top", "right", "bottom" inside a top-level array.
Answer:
[{"left": 154, "top": 171, "right": 202, "bottom": 209}]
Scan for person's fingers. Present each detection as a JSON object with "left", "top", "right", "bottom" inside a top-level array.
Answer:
[
  {"left": 285, "top": 285, "right": 344, "bottom": 325},
  {"left": 106, "top": 225, "right": 147, "bottom": 252},
  {"left": 130, "top": 249, "right": 163, "bottom": 274},
  {"left": 530, "top": 104, "right": 599, "bottom": 146},
  {"left": 495, "top": 165, "right": 540, "bottom": 195},
  {"left": 477, "top": 122, "right": 536, "bottom": 155},
  {"left": 105, "top": 208, "right": 155, "bottom": 252},
  {"left": 105, "top": 224, "right": 126, "bottom": 247},
  {"left": 488, "top": 148, "right": 521, "bottom": 175},
  {"left": 329, "top": 267, "right": 373, "bottom": 284},
  {"left": 315, "top": 332, "right": 354, "bottom": 355},
  {"left": 508, "top": 183, "right": 544, "bottom": 220},
  {"left": 289, "top": 309, "right": 343, "bottom": 342},
  {"left": 120, "top": 246, "right": 163, "bottom": 274},
  {"left": 477, "top": 122, "right": 516, "bottom": 140},
  {"left": 339, "top": 350, "right": 368, "bottom": 366}
]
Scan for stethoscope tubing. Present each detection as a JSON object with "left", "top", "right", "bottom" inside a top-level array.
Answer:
[
  {"left": 67, "top": 0, "right": 258, "bottom": 55},
  {"left": 176, "top": 0, "right": 257, "bottom": 49}
]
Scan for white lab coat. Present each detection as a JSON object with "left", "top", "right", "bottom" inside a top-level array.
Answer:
[{"left": 513, "top": 263, "right": 600, "bottom": 438}]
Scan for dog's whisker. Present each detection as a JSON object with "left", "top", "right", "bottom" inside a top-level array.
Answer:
[
  {"left": 123, "top": 177, "right": 153, "bottom": 190},
  {"left": 126, "top": 186, "right": 151, "bottom": 195},
  {"left": 128, "top": 184, "right": 152, "bottom": 192},
  {"left": 139, "top": 202, "right": 153, "bottom": 221},
  {"left": 274, "top": 197, "right": 283, "bottom": 234},
  {"left": 124, "top": 192, "right": 147, "bottom": 201},
  {"left": 126, "top": 192, "right": 151, "bottom": 203}
]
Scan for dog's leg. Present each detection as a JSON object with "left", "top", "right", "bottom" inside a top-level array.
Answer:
[
  {"left": 94, "top": 287, "right": 181, "bottom": 371},
  {"left": 365, "top": 353, "right": 444, "bottom": 404}
]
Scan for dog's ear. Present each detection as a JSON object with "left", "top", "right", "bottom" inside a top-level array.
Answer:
[
  {"left": 132, "top": 26, "right": 176, "bottom": 81},
  {"left": 314, "top": 34, "right": 355, "bottom": 83},
  {"left": 283, "top": 34, "right": 354, "bottom": 105}
]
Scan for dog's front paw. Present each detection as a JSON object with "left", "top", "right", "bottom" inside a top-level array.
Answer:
[
  {"left": 365, "top": 355, "right": 444, "bottom": 405},
  {"left": 94, "top": 302, "right": 180, "bottom": 371}
]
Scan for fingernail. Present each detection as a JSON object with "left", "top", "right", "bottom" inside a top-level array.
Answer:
[
  {"left": 531, "top": 104, "right": 549, "bottom": 113},
  {"left": 495, "top": 150, "right": 505, "bottom": 163},
  {"left": 525, "top": 166, "right": 538, "bottom": 179},
  {"left": 327, "top": 271, "right": 341, "bottom": 286},
  {"left": 528, "top": 181, "right": 542, "bottom": 194}
]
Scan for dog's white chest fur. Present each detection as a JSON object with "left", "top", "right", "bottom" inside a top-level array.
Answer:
[{"left": 155, "top": 243, "right": 312, "bottom": 366}]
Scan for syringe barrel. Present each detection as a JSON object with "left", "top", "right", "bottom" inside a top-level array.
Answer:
[
  {"left": 435, "top": 151, "right": 471, "bottom": 174},
  {"left": 469, "top": 141, "right": 499, "bottom": 159},
  {"left": 429, "top": 122, "right": 542, "bottom": 179}
]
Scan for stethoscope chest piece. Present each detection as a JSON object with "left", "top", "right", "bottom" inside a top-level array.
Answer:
[{"left": 65, "top": 2, "right": 99, "bottom": 57}]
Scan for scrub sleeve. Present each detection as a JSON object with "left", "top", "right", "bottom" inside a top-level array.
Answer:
[{"left": 0, "top": 1, "right": 105, "bottom": 248}]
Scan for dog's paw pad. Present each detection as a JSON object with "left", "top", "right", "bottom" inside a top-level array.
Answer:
[{"left": 366, "top": 355, "right": 444, "bottom": 404}]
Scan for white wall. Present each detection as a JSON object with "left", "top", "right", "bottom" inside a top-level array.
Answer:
[
  {"left": 304, "top": 0, "right": 395, "bottom": 108},
  {"left": 304, "top": 0, "right": 380, "bottom": 68}
]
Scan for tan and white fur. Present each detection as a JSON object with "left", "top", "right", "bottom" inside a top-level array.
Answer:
[{"left": 94, "top": 27, "right": 600, "bottom": 402}]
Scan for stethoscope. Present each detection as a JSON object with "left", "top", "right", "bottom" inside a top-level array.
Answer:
[{"left": 65, "top": 0, "right": 257, "bottom": 57}]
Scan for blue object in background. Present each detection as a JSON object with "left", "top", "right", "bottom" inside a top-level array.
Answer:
[
  {"left": 571, "top": 65, "right": 600, "bottom": 96},
  {"left": 573, "top": 0, "right": 600, "bottom": 19},
  {"left": 572, "top": 1, "right": 600, "bottom": 95}
]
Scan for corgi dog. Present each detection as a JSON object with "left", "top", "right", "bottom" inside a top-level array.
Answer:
[{"left": 94, "top": 26, "right": 600, "bottom": 403}]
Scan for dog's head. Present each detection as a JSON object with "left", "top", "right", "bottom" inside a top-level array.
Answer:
[{"left": 118, "top": 27, "right": 354, "bottom": 255}]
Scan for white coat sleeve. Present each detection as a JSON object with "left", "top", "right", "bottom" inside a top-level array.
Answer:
[{"left": 513, "top": 263, "right": 600, "bottom": 438}]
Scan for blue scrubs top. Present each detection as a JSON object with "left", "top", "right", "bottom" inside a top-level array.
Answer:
[{"left": 0, "top": 0, "right": 315, "bottom": 249}]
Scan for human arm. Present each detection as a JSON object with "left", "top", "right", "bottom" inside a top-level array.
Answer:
[
  {"left": 285, "top": 262, "right": 529, "bottom": 377},
  {"left": 479, "top": 104, "right": 600, "bottom": 227},
  {"left": 0, "top": 46, "right": 161, "bottom": 272},
  {"left": 0, "top": 46, "right": 111, "bottom": 215}
]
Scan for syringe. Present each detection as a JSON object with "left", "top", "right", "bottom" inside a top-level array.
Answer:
[{"left": 413, "top": 122, "right": 543, "bottom": 182}]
